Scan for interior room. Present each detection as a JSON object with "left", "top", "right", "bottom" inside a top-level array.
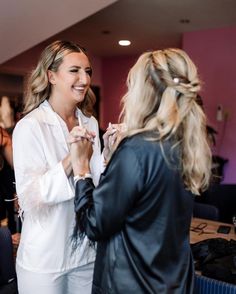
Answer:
[{"left": 0, "top": 0, "right": 236, "bottom": 293}]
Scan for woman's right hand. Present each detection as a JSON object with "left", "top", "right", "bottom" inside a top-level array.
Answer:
[{"left": 68, "top": 126, "right": 95, "bottom": 175}]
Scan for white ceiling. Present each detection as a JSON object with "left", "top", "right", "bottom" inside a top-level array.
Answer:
[
  {"left": 1, "top": 0, "right": 236, "bottom": 73},
  {"left": 0, "top": 0, "right": 118, "bottom": 64}
]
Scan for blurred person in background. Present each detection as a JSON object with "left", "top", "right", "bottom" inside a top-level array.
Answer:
[
  {"left": 0, "top": 96, "right": 15, "bottom": 134},
  {"left": 0, "top": 126, "right": 17, "bottom": 234}
]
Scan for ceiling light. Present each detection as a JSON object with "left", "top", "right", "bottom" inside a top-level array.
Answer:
[{"left": 118, "top": 40, "right": 131, "bottom": 46}]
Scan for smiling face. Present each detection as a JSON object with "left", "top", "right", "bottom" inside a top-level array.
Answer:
[{"left": 48, "top": 51, "right": 92, "bottom": 104}]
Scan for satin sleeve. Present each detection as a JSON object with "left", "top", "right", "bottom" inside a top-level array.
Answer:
[{"left": 74, "top": 142, "right": 143, "bottom": 241}]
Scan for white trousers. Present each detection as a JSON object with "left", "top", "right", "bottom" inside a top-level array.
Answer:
[{"left": 16, "top": 262, "right": 94, "bottom": 294}]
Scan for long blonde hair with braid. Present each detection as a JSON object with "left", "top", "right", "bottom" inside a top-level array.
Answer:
[
  {"left": 120, "top": 48, "right": 211, "bottom": 195},
  {"left": 23, "top": 40, "right": 95, "bottom": 116}
]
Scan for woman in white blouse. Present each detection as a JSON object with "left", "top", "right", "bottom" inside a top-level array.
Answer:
[{"left": 13, "top": 40, "right": 107, "bottom": 294}]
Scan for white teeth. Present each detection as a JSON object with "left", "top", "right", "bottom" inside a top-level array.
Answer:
[{"left": 74, "top": 86, "right": 85, "bottom": 90}]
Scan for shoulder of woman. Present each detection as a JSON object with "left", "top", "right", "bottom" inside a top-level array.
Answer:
[
  {"left": 17, "top": 105, "right": 48, "bottom": 126},
  {"left": 13, "top": 112, "right": 42, "bottom": 141},
  {"left": 118, "top": 133, "right": 163, "bottom": 154},
  {"left": 0, "top": 127, "right": 12, "bottom": 147}
]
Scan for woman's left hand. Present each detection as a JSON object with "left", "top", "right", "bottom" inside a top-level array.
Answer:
[{"left": 103, "top": 123, "right": 127, "bottom": 162}]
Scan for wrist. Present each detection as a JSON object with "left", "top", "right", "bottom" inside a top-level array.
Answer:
[
  {"left": 74, "top": 173, "right": 92, "bottom": 183},
  {"left": 72, "top": 160, "right": 90, "bottom": 175},
  {"left": 103, "top": 148, "right": 111, "bottom": 163}
]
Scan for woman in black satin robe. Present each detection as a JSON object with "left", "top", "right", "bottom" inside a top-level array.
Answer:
[{"left": 69, "top": 48, "right": 212, "bottom": 294}]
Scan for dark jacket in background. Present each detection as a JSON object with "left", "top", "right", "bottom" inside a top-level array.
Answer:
[{"left": 75, "top": 132, "right": 194, "bottom": 294}]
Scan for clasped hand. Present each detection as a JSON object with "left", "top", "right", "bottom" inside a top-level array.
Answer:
[
  {"left": 68, "top": 123, "right": 127, "bottom": 166},
  {"left": 103, "top": 123, "right": 127, "bottom": 161},
  {"left": 68, "top": 126, "right": 95, "bottom": 164}
]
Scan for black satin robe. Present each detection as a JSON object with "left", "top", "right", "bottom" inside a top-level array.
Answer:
[{"left": 74, "top": 132, "right": 194, "bottom": 293}]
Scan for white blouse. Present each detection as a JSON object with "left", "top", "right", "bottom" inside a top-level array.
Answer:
[{"left": 13, "top": 100, "right": 102, "bottom": 273}]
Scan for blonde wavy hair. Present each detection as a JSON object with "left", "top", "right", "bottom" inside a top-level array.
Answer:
[
  {"left": 23, "top": 40, "right": 96, "bottom": 116},
  {"left": 120, "top": 48, "right": 211, "bottom": 195}
]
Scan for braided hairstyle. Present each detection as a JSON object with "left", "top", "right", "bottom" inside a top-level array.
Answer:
[{"left": 120, "top": 48, "right": 211, "bottom": 195}]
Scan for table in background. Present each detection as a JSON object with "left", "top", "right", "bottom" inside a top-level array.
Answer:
[
  {"left": 190, "top": 217, "right": 235, "bottom": 244},
  {"left": 190, "top": 218, "right": 236, "bottom": 294}
]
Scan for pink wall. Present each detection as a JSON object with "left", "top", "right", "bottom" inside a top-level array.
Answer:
[
  {"left": 2, "top": 27, "right": 236, "bottom": 183},
  {"left": 183, "top": 27, "right": 236, "bottom": 183},
  {"left": 100, "top": 55, "right": 137, "bottom": 129}
]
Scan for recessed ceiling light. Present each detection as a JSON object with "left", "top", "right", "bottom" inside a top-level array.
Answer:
[{"left": 118, "top": 40, "right": 131, "bottom": 46}]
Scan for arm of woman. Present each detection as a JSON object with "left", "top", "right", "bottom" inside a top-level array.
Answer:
[
  {"left": 1, "top": 128, "right": 13, "bottom": 168},
  {"left": 61, "top": 153, "right": 73, "bottom": 177},
  {"left": 12, "top": 118, "right": 74, "bottom": 214},
  {"left": 87, "top": 117, "right": 103, "bottom": 186},
  {"left": 74, "top": 142, "right": 143, "bottom": 241}
]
